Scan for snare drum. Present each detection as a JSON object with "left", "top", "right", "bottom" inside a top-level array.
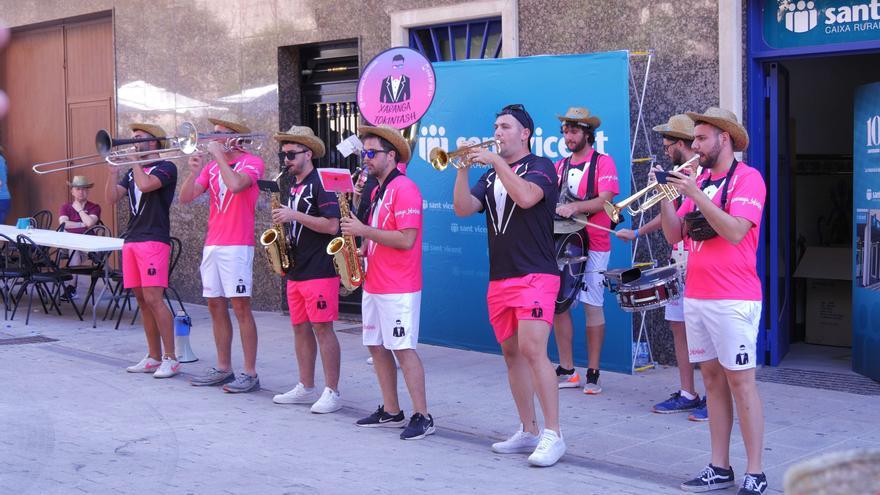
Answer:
[{"left": 605, "top": 265, "right": 682, "bottom": 312}]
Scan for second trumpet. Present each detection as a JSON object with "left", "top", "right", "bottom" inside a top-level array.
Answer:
[{"left": 428, "top": 139, "right": 500, "bottom": 171}]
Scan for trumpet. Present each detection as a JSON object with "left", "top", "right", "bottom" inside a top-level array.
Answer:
[
  {"left": 428, "top": 139, "right": 500, "bottom": 171},
  {"left": 603, "top": 155, "right": 700, "bottom": 224}
]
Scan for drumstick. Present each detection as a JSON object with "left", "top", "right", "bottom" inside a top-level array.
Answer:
[{"left": 583, "top": 220, "right": 616, "bottom": 234}]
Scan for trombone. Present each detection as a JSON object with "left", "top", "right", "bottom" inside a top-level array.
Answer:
[
  {"left": 428, "top": 139, "right": 500, "bottom": 171},
  {"left": 603, "top": 155, "right": 700, "bottom": 224}
]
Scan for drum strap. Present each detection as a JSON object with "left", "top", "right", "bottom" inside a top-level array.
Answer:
[{"left": 558, "top": 150, "right": 601, "bottom": 200}]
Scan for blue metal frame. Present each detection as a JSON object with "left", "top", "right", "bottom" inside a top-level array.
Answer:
[
  {"left": 747, "top": 0, "right": 880, "bottom": 365},
  {"left": 408, "top": 17, "right": 502, "bottom": 62}
]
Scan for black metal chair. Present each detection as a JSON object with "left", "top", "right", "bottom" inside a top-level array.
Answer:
[
  {"left": 0, "top": 233, "right": 26, "bottom": 320},
  {"left": 11, "top": 234, "right": 84, "bottom": 325},
  {"left": 31, "top": 210, "right": 53, "bottom": 230},
  {"left": 66, "top": 224, "right": 114, "bottom": 315}
]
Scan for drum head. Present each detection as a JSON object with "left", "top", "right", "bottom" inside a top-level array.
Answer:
[{"left": 555, "top": 232, "right": 587, "bottom": 314}]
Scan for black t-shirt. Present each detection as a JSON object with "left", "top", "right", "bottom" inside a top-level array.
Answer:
[
  {"left": 118, "top": 160, "right": 177, "bottom": 244},
  {"left": 470, "top": 154, "right": 559, "bottom": 280},
  {"left": 285, "top": 168, "right": 341, "bottom": 281}
]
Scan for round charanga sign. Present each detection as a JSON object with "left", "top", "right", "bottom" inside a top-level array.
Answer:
[{"left": 357, "top": 47, "right": 436, "bottom": 129}]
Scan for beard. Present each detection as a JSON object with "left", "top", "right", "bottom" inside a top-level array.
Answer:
[
  {"left": 567, "top": 136, "right": 588, "bottom": 154},
  {"left": 698, "top": 139, "right": 723, "bottom": 169}
]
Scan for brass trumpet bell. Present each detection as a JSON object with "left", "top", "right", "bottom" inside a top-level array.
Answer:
[
  {"left": 428, "top": 139, "right": 500, "bottom": 171},
  {"left": 603, "top": 155, "right": 700, "bottom": 223}
]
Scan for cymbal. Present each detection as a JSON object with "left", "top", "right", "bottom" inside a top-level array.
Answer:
[{"left": 553, "top": 213, "right": 589, "bottom": 234}]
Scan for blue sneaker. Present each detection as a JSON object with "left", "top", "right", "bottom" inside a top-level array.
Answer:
[
  {"left": 652, "top": 391, "right": 700, "bottom": 414},
  {"left": 688, "top": 397, "right": 709, "bottom": 422}
]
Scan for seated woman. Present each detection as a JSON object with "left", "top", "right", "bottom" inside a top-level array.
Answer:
[{"left": 58, "top": 175, "right": 102, "bottom": 300}]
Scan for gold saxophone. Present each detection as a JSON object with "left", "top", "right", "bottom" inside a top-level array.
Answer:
[
  {"left": 260, "top": 172, "right": 293, "bottom": 276},
  {"left": 327, "top": 191, "right": 364, "bottom": 291}
]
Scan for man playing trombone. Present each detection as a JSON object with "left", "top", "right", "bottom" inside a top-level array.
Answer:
[
  {"left": 269, "top": 126, "right": 344, "bottom": 414},
  {"left": 551, "top": 107, "right": 619, "bottom": 395},
  {"left": 106, "top": 123, "right": 180, "bottom": 379},
  {"left": 453, "top": 104, "right": 564, "bottom": 466},
  {"left": 180, "top": 117, "right": 265, "bottom": 393}
]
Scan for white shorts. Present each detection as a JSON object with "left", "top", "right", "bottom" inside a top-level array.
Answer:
[
  {"left": 362, "top": 290, "right": 421, "bottom": 350},
  {"left": 200, "top": 245, "right": 254, "bottom": 298},
  {"left": 684, "top": 298, "right": 761, "bottom": 371},
  {"left": 577, "top": 250, "right": 610, "bottom": 307},
  {"left": 664, "top": 280, "right": 686, "bottom": 322}
]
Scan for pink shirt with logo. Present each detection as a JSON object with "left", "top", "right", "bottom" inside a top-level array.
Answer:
[
  {"left": 554, "top": 149, "right": 619, "bottom": 252},
  {"left": 677, "top": 162, "right": 766, "bottom": 301},
  {"left": 195, "top": 152, "right": 265, "bottom": 246},
  {"left": 365, "top": 175, "right": 423, "bottom": 294}
]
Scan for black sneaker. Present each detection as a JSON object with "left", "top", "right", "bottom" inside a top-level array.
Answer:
[
  {"left": 681, "top": 464, "right": 735, "bottom": 492},
  {"left": 400, "top": 412, "right": 435, "bottom": 440},
  {"left": 583, "top": 368, "right": 602, "bottom": 394},
  {"left": 356, "top": 405, "right": 405, "bottom": 428},
  {"left": 737, "top": 473, "right": 768, "bottom": 495},
  {"left": 60, "top": 285, "right": 77, "bottom": 302}
]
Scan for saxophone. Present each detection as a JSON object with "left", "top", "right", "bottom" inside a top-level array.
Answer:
[
  {"left": 260, "top": 172, "right": 293, "bottom": 276},
  {"left": 327, "top": 191, "right": 364, "bottom": 291}
]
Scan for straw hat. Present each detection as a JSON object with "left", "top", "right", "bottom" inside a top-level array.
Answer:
[
  {"left": 652, "top": 114, "right": 695, "bottom": 141},
  {"left": 208, "top": 117, "right": 251, "bottom": 135},
  {"left": 68, "top": 175, "right": 94, "bottom": 189},
  {"left": 273, "top": 125, "right": 326, "bottom": 158},
  {"left": 128, "top": 123, "right": 167, "bottom": 141},
  {"left": 686, "top": 107, "right": 749, "bottom": 152},
  {"left": 556, "top": 107, "right": 601, "bottom": 130},
  {"left": 358, "top": 124, "right": 411, "bottom": 163}
]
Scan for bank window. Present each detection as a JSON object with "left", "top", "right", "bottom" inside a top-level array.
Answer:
[{"left": 409, "top": 18, "right": 502, "bottom": 62}]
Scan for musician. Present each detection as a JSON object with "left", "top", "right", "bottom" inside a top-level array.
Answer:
[
  {"left": 615, "top": 114, "right": 708, "bottom": 421},
  {"left": 268, "top": 126, "right": 343, "bottom": 414},
  {"left": 59, "top": 175, "right": 102, "bottom": 301},
  {"left": 552, "top": 107, "right": 619, "bottom": 395},
  {"left": 658, "top": 108, "right": 768, "bottom": 495},
  {"left": 180, "top": 117, "right": 265, "bottom": 393},
  {"left": 340, "top": 124, "right": 433, "bottom": 440},
  {"left": 453, "top": 104, "right": 565, "bottom": 467},
  {"left": 105, "top": 123, "right": 179, "bottom": 378}
]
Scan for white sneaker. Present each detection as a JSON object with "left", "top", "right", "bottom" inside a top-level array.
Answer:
[
  {"left": 153, "top": 356, "right": 181, "bottom": 379},
  {"left": 126, "top": 356, "right": 161, "bottom": 373},
  {"left": 527, "top": 429, "right": 566, "bottom": 467},
  {"left": 491, "top": 425, "right": 540, "bottom": 454},
  {"left": 310, "top": 387, "right": 342, "bottom": 414},
  {"left": 273, "top": 383, "right": 319, "bottom": 404},
  {"left": 366, "top": 356, "right": 374, "bottom": 365}
]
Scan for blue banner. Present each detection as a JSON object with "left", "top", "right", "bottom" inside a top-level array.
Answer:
[
  {"left": 763, "top": 0, "right": 880, "bottom": 49},
  {"left": 409, "top": 51, "right": 633, "bottom": 373},
  {"left": 852, "top": 81, "right": 880, "bottom": 380}
]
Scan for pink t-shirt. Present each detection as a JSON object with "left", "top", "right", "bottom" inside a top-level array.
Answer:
[
  {"left": 677, "top": 162, "right": 766, "bottom": 301},
  {"left": 195, "top": 152, "right": 265, "bottom": 246},
  {"left": 554, "top": 149, "right": 619, "bottom": 252},
  {"left": 364, "top": 174, "right": 423, "bottom": 294}
]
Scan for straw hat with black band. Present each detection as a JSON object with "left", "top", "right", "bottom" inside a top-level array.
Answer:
[
  {"left": 556, "top": 106, "right": 601, "bottom": 130},
  {"left": 357, "top": 124, "right": 411, "bottom": 164},
  {"left": 652, "top": 114, "right": 695, "bottom": 142},
  {"left": 68, "top": 175, "right": 94, "bottom": 189},
  {"left": 128, "top": 123, "right": 167, "bottom": 145},
  {"left": 685, "top": 107, "right": 749, "bottom": 152},
  {"left": 273, "top": 125, "right": 326, "bottom": 158},
  {"left": 208, "top": 117, "right": 251, "bottom": 135}
]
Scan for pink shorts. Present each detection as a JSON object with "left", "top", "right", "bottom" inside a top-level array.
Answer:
[
  {"left": 286, "top": 277, "right": 340, "bottom": 325},
  {"left": 487, "top": 273, "right": 560, "bottom": 343},
  {"left": 122, "top": 241, "right": 170, "bottom": 289}
]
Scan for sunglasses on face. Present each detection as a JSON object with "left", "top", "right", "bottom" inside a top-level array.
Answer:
[
  {"left": 278, "top": 149, "right": 309, "bottom": 161},
  {"left": 360, "top": 149, "right": 389, "bottom": 159}
]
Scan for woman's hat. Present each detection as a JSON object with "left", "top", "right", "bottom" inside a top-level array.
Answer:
[
  {"left": 68, "top": 175, "right": 94, "bottom": 189},
  {"left": 685, "top": 107, "right": 749, "bottom": 152},
  {"left": 358, "top": 124, "right": 411, "bottom": 163},
  {"left": 273, "top": 125, "right": 326, "bottom": 158}
]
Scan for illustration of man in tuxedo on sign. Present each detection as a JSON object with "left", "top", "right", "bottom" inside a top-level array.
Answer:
[
  {"left": 379, "top": 54, "right": 410, "bottom": 104},
  {"left": 735, "top": 344, "right": 749, "bottom": 366}
]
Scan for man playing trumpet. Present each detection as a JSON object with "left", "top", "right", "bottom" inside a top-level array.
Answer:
[
  {"left": 453, "top": 104, "right": 564, "bottom": 466},
  {"left": 269, "top": 126, "right": 344, "bottom": 414},
  {"left": 180, "top": 117, "right": 265, "bottom": 393}
]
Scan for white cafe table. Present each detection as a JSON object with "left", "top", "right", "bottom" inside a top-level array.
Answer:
[{"left": 0, "top": 225, "right": 124, "bottom": 327}]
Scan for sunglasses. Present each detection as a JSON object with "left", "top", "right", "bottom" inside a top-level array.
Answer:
[
  {"left": 360, "top": 149, "right": 389, "bottom": 159},
  {"left": 502, "top": 103, "right": 525, "bottom": 112},
  {"left": 278, "top": 149, "right": 309, "bottom": 161}
]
